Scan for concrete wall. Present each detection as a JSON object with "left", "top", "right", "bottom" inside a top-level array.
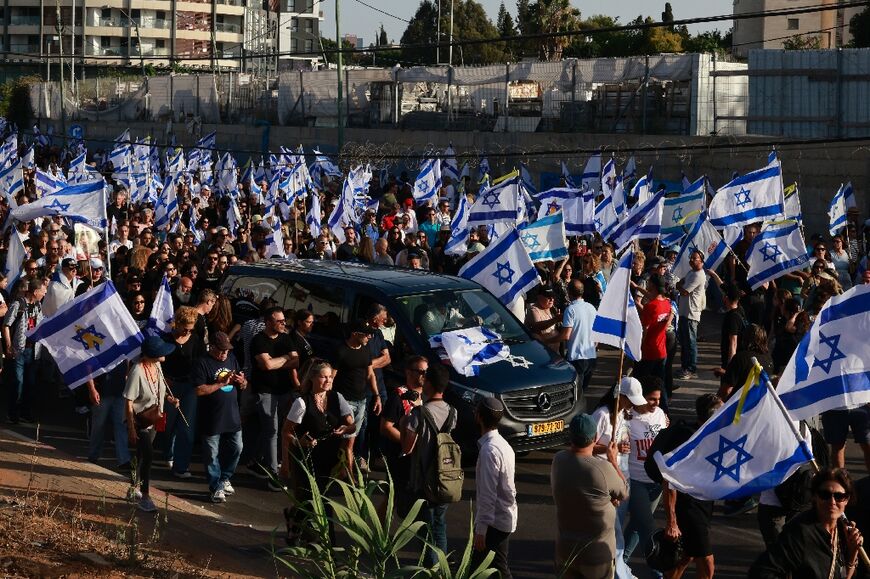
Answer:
[{"left": 75, "top": 120, "right": 870, "bottom": 237}]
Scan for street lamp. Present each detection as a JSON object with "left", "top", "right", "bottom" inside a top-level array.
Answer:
[{"left": 106, "top": 5, "right": 146, "bottom": 89}]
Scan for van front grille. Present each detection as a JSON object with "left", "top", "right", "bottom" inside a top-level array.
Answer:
[{"left": 500, "top": 382, "right": 576, "bottom": 419}]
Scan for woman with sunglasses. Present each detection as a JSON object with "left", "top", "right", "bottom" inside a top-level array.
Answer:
[
  {"left": 750, "top": 468, "right": 864, "bottom": 578},
  {"left": 127, "top": 292, "right": 150, "bottom": 329}
]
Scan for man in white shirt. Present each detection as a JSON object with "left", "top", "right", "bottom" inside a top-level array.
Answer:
[
  {"left": 109, "top": 222, "right": 133, "bottom": 256},
  {"left": 42, "top": 258, "right": 81, "bottom": 317},
  {"left": 472, "top": 398, "right": 517, "bottom": 578},
  {"left": 675, "top": 250, "right": 707, "bottom": 380}
]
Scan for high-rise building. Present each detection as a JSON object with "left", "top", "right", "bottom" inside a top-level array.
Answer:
[
  {"left": 0, "top": 0, "right": 277, "bottom": 71},
  {"left": 732, "top": 0, "right": 863, "bottom": 57},
  {"left": 277, "top": 0, "right": 322, "bottom": 69}
]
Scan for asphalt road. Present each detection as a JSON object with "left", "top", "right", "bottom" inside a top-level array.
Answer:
[{"left": 5, "top": 311, "right": 867, "bottom": 578}]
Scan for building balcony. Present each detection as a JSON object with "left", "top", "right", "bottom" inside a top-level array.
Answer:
[
  {"left": 9, "top": 15, "right": 41, "bottom": 25},
  {"left": 7, "top": 44, "right": 41, "bottom": 55},
  {"left": 215, "top": 21, "right": 240, "bottom": 33}
]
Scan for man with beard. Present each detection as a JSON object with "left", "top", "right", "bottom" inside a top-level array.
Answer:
[{"left": 173, "top": 276, "right": 195, "bottom": 309}]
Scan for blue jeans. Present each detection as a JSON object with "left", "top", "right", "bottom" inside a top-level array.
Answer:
[
  {"left": 164, "top": 381, "right": 197, "bottom": 474},
  {"left": 344, "top": 398, "right": 368, "bottom": 441},
  {"left": 678, "top": 318, "right": 699, "bottom": 373},
  {"left": 570, "top": 358, "right": 597, "bottom": 391},
  {"left": 615, "top": 493, "right": 634, "bottom": 579},
  {"left": 420, "top": 502, "right": 449, "bottom": 566},
  {"left": 624, "top": 479, "right": 663, "bottom": 564},
  {"left": 88, "top": 394, "right": 131, "bottom": 466},
  {"left": 203, "top": 430, "right": 243, "bottom": 492},
  {"left": 8, "top": 347, "right": 36, "bottom": 420},
  {"left": 255, "top": 392, "right": 292, "bottom": 474}
]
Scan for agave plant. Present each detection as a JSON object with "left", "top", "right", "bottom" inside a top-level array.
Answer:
[{"left": 272, "top": 462, "right": 497, "bottom": 579}]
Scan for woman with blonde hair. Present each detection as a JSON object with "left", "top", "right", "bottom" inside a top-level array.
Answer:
[{"left": 279, "top": 359, "right": 355, "bottom": 544}]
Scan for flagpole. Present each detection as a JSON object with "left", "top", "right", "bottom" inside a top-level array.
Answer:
[{"left": 611, "top": 251, "right": 633, "bottom": 444}]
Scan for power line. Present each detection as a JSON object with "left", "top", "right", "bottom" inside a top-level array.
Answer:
[
  {"left": 2, "top": 0, "right": 865, "bottom": 62},
  {"left": 349, "top": 0, "right": 410, "bottom": 24}
]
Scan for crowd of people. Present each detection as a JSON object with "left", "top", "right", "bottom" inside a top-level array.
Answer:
[{"left": 0, "top": 142, "right": 868, "bottom": 578}]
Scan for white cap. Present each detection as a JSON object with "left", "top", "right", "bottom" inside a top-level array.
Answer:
[
  {"left": 89, "top": 257, "right": 104, "bottom": 269},
  {"left": 619, "top": 376, "right": 647, "bottom": 406}
]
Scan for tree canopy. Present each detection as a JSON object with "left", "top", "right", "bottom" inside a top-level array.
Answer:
[{"left": 400, "top": 0, "right": 502, "bottom": 65}]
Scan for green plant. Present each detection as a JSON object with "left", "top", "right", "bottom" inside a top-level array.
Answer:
[
  {"left": 0, "top": 76, "right": 38, "bottom": 129},
  {"left": 272, "top": 462, "right": 496, "bottom": 578}
]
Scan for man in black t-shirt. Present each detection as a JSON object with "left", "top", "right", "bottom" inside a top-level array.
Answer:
[
  {"left": 381, "top": 355, "right": 426, "bottom": 510},
  {"left": 717, "top": 284, "right": 748, "bottom": 373},
  {"left": 193, "top": 332, "right": 248, "bottom": 503},
  {"left": 332, "top": 320, "right": 380, "bottom": 475},
  {"left": 358, "top": 304, "right": 392, "bottom": 470},
  {"left": 249, "top": 306, "right": 299, "bottom": 486}
]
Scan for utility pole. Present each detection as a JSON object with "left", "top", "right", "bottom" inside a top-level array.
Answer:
[
  {"left": 56, "top": 0, "right": 66, "bottom": 142},
  {"left": 115, "top": 7, "right": 147, "bottom": 92},
  {"left": 436, "top": 0, "right": 440, "bottom": 64},
  {"left": 70, "top": 0, "right": 75, "bottom": 95},
  {"left": 335, "top": 0, "right": 343, "bottom": 157},
  {"left": 448, "top": 0, "right": 453, "bottom": 66}
]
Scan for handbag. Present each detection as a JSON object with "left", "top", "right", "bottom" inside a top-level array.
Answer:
[{"left": 135, "top": 404, "right": 166, "bottom": 431}]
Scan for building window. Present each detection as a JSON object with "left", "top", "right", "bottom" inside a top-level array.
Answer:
[
  {"left": 304, "top": 38, "right": 313, "bottom": 52},
  {"left": 292, "top": 38, "right": 298, "bottom": 53},
  {"left": 100, "top": 36, "right": 110, "bottom": 48},
  {"left": 291, "top": 17, "right": 297, "bottom": 32},
  {"left": 304, "top": 18, "right": 313, "bottom": 33},
  {"left": 156, "top": 10, "right": 166, "bottom": 20},
  {"left": 286, "top": 0, "right": 295, "bottom": 11},
  {"left": 130, "top": 9, "right": 140, "bottom": 19},
  {"left": 101, "top": 7, "right": 111, "bottom": 19},
  {"left": 156, "top": 38, "right": 165, "bottom": 48},
  {"left": 787, "top": 18, "right": 799, "bottom": 30}
]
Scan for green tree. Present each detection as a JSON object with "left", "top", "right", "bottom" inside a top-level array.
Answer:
[
  {"left": 514, "top": 0, "right": 536, "bottom": 58},
  {"left": 849, "top": 6, "right": 870, "bottom": 47},
  {"left": 531, "top": 0, "right": 583, "bottom": 61},
  {"left": 400, "top": 0, "right": 501, "bottom": 65},
  {"left": 566, "top": 14, "right": 636, "bottom": 58},
  {"left": 645, "top": 24, "right": 684, "bottom": 53},
  {"left": 782, "top": 34, "right": 822, "bottom": 50},
  {"left": 683, "top": 30, "right": 730, "bottom": 55},
  {"left": 496, "top": 2, "right": 517, "bottom": 59},
  {"left": 379, "top": 24, "right": 389, "bottom": 47},
  {"left": 662, "top": 2, "right": 674, "bottom": 29}
]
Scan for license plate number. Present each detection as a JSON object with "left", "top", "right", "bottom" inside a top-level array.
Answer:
[{"left": 527, "top": 420, "right": 564, "bottom": 437}]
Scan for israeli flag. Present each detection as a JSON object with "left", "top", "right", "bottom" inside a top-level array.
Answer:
[
  {"left": 594, "top": 193, "right": 619, "bottom": 241},
  {"left": 519, "top": 162, "right": 536, "bottom": 195},
  {"left": 227, "top": 196, "right": 242, "bottom": 235},
  {"left": 414, "top": 158, "right": 442, "bottom": 204},
  {"left": 468, "top": 176, "right": 519, "bottom": 226},
  {"left": 661, "top": 177, "right": 705, "bottom": 245},
  {"left": 745, "top": 221, "right": 809, "bottom": 290},
  {"left": 518, "top": 212, "right": 567, "bottom": 263},
  {"left": 328, "top": 175, "right": 355, "bottom": 244},
  {"left": 146, "top": 276, "right": 175, "bottom": 337},
  {"left": 654, "top": 365, "right": 812, "bottom": 501},
  {"left": 0, "top": 157, "right": 24, "bottom": 199},
  {"left": 828, "top": 182, "right": 855, "bottom": 236},
  {"left": 609, "top": 187, "right": 665, "bottom": 253},
  {"left": 623, "top": 156, "right": 637, "bottom": 182},
  {"left": 536, "top": 187, "right": 575, "bottom": 220},
  {"left": 21, "top": 145, "right": 34, "bottom": 169},
  {"left": 3, "top": 230, "right": 26, "bottom": 286},
  {"left": 27, "top": 282, "right": 144, "bottom": 390},
  {"left": 444, "top": 195, "right": 470, "bottom": 256},
  {"left": 581, "top": 153, "right": 601, "bottom": 192},
  {"left": 36, "top": 167, "right": 60, "bottom": 196},
  {"left": 564, "top": 189, "right": 597, "bottom": 237},
  {"left": 560, "top": 161, "right": 576, "bottom": 188},
  {"left": 709, "top": 159, "right": 785, "bottom": 228},
  {"left": 629, "top": 170, "right": 653, "bottom": 204},
  {"left": 442, "top": 144, "right": 460, "bottom": 183},
  {"left": 672, "top": 212, "right": 729, "bottom": 281},
  {"left": 265, "top": 218, "right": 285, "bottom": 259},
  {"left": 12, "top": 178, "right": 108, "bottom": 228},
  {"left": 154, "top": 178, "right": 178, "bottom": 230},
  {"left": 459, "top": 227, "right": 539, "bottom": 309},
  {"left": 601, "top": 159, "right": 625, "bottom": 217},
  {"left": 307, "top": 192, "right": 322, "bottom": 238},
  {"left": 197, "top": 131, "right": 217, "bottom": 153},
  {"left": 478, "top": 157, "right": 491, "bottom": 183},
  {"left": 438, "top": 326, "right": 509, "bottom": 377},
  {"left": 777, "top": 284, "right": 870, "bottom": 420},
  {"left": 784, "top": 183, "right": 802, "bottom": 222},
  {"left": 592, "top": 249, "right": 642, "bottom": 362}
]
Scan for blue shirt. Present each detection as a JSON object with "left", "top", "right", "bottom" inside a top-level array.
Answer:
[{"left": 562, "top": 298, "right": 597, "bottom": 361}]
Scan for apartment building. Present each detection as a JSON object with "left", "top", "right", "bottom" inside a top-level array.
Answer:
[
  {"left": 277, "top": 0, "right": 322, "bottom": 69},
  {"left": 733, "top": 0, "right": 863, "bottom": 57},
  {"left": 0, "top": 0, "right": 277, "bottom": 71}
]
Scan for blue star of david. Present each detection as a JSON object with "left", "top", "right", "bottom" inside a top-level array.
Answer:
[
  {"left": 706, "top": 434, "right": 753, "bottom": 483},
  {"left": 71, "top": 324, "right": 107, "bottom": 352},
  {"left": 812, "top": 332, "right": 847, "bottom": 374},
  {"left": 492, "top": 261, "right": 515, "bottom": 286},
  {"left": 482, "top": 190, "right": 501, "bottom": 211},
  {"left": 734, "top": 187, "right": 752, "bottom": 209},
  {"left": 758, "top": 241, "right": 782, "bottom": 263},
  {"left": 606, "top": 175, "right": 617, "bottom": 190},
  {"left": 594, "top": 217, "right": 603, "bottom": 231},
  {"left": 672, "top": 207, "right": 684, "bottom": 223},
  {"left": 546, "top": 201, "right": 561, "bottom": 215},
  {"left": 46, "top": 198, "right": 71, "bottom": 212},
  {"left": 522, "top": 233, "right": 541, "bottom": 250}
]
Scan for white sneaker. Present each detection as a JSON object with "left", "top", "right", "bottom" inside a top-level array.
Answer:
[
  {"left": 211, "top": 488, "right": 226, "bottom": 503},
  {"left": 137, "top": 496, "right": 157, "bottom": 513},
  {"left": 221, "top": 480, "right": 235, "bottom": 495}
]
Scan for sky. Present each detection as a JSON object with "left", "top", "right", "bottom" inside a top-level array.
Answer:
[{"left": 321, "top": 0, "right": 733, "bottom": 43}]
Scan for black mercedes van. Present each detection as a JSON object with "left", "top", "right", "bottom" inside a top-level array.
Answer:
[{"left": 221, "top": 260, "right": 584, "bottom": 451}]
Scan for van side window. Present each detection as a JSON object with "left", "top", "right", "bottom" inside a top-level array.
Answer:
[{"left": 282, "top": 281, "right": 345, "bottom": 340}]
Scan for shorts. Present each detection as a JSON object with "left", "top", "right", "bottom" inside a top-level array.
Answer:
[
  {"left": 821, "top": 408, "right": 870, "bottom": 446},
  {"left": 345, "top": 398, "right": 367, "bottom": 439},
  {"left": 675, "top": 498, "right": 713, "bottom": 558}
]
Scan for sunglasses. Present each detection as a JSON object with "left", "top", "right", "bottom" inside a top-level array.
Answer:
[
  {"left": 407, "top": 367, "right": 427, "bottom": 375},
  {"left": 816, "top": 489, "right": 849, "bottom": 503},
  {"left": 133, "top": 300, "right": 146, "bottom": 305}
]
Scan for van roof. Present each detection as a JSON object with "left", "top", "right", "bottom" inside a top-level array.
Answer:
[{"left": 226, "top": 259, "right": 481, "bottom": 297}]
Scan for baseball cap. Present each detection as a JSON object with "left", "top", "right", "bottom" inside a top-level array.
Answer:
[
  {"left": 568, "top": 414, "right": 597, "bottom": 447},
  {"left": 252, "top": 214, "right": 263, "bottom": 223},
  {"left": 211, "top": 331, "right": 234, "bottom": 351},
  {"left": 619, "top": 376, "right": 647, "bottom": 406},
  {"left": 349, "top": 320, "right": 374, "bottom": 336},
  {"left": 666, "top": 245, "right": 681, "bottom": 254},
  {"left": 90, "top": 257, "right": 104, "bottom": 270},
  {"left": 61, "top": 258, "right": 77, "bottom": 269},
  {"left": 538, "top": 286, "right": 555, "bottom": 298}
]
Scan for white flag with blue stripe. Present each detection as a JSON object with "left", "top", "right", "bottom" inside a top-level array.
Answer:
[
  {"left": 745, "top": 221, "right": 809, "bottom": 290},
  {"left": 654, "top": 364, "right": 813, "bottom": 501},
  {"left": 307, "top": 192, "right": 322, "bottom": 238},
  {"left": 560, "top": 161, "right": 576, "bottom": 188},
  {"left": 709, "top": 159, "right": 785, "bottom": 228},
  {"left": 609, "top": 187, "right": 665, "bottom": 253},
  {"left": 661, "top": 177, "right": 705, "bottom": 244},
  {"left": 564, "top": 189, "right": 596, "bottom": 237},
  {"left": 672, "top": 212, "right": 730, "bottom": 281},
  {"left": 592, "top": 249, "right": 642, "bottom": 361},
  {"left": 601, "top": 159, "right": 625, "bottom": 217},
  {"left": 154, "top": 177, "right": 178, "bottom": 230},
  {"left": 468, "top": 176, "right": 519, "bottom": 226},
  {"left": 3, "top": 231, "right": 26, "bottom": 286},
  {"left": 146, "top": 276, "right": 175, "bottom": 337},
  {"left": 784, "top": 183, "right": 802, "bottom": 222},
  {"left": 438, "top": 326, "right": 510, "bottom": 377},
  {"left": 629, "top": 170, "right": 652, "bottom": 204},
  {"left": 594, "top": 193, "right": 619, "bottom": 240},
  {"left": 581, "top": 153, "right": 601, "bottom": 192},
  {"left": 27, "top": 281, "right": 144, "bottom": 390},
  {"left": 444, "top": 195, "right": 470, "bottom": 256},
  {"left": 459, "top": 227, "right": 539, "bottom": 309},
  {"left": 518, "top": 212, "right": 567, "bottom": 263},
  {"left": 11, "top": 178, "right": 108, "bottom": 228},
  {"left": 442, "top": 145, "right": 460, "bottom": 183},
  {"left": 828, "top": 182, "right": 855, "bottom": 236},
  {"left": 414, "top": 158, "right": 442, "bottom": 203},
  {"left": 777, "top": 284, "right": 870, "bottom": 420},
  {"left": 536, "top": 187, "right": 575, "bottom": 220}
]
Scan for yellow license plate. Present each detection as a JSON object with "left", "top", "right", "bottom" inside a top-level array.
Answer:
[{"left": 527, "top": 420, "right": 564, "bottom": 437}]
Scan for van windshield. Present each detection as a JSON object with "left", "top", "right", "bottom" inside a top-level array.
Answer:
[{"left": 396, "top": 289, "right": 528, "bottom": 343}]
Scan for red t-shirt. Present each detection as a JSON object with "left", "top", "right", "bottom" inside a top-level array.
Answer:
[{"left": 640, "top": 298, "right": 671, "bottom": 361}]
